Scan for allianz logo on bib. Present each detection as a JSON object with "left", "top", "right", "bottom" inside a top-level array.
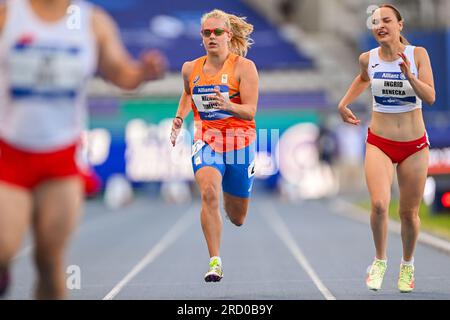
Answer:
[
  {"left": 194, "top": 85, "right": 229, "bottom": 94},
  {"left": 374, "top": 72, "right": 405, "bottom": 80},
  {"left": 197, "top": 87, "right": 214, "bottom": 94}
]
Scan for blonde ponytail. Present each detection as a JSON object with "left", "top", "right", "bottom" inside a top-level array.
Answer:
[
  {"left": 400, "top": 34, "right": 410, "bottom": 45},
  {"left": 227, "top": 14, "right": 254, "bottom": 57},
  {"left": 201, "top": 9, "right": 254, "bottom": 57}
]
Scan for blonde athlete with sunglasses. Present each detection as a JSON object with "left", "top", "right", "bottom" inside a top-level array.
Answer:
[
  {"left": 170, "top": 9, "right": 258, "bottom": 282},
  {"left": 0, "top": 0, "right": 166, "bottom": 299}
]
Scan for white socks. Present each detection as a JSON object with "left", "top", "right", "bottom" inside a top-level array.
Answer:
[
  {"left": 401, "top": 257, "right": 414, "bottom": 266},
  {"left": 374, "top": 257, "right": 414, "bottom": 266}
]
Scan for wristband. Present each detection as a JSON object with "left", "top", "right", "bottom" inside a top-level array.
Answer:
[{"left": 175, "top": 116, "right": 184, "bottom": 123}]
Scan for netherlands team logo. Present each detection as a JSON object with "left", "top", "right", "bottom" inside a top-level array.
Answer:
[{"left": 221, "top": 74, "right": 228, "bottom": 84}]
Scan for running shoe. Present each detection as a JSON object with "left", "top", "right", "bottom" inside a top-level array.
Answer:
[
  {"left": 204, "top": 258, "right": 223, "bottom": 282},
  {"left": 366, "top": 260, "right": 387, "bottom": 291},
  {"left": 398, "top": 264, "right": 415, "bottom": 293},
  {"left": 0, "top": 268, "right": 10, "bottom": 297}
]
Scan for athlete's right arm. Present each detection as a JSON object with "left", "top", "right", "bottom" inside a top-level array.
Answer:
[
  {"left": 170, "top": 61, "right": 194, "bottom": 147},
  {"left": 93, "top": 7, "right": 167, "bottom": 90},
  {"left": 0, "top": 5, "right": 6, "bottom": 35},
  {"left": 337, "top": 52, "right": 371, "bottom": 126}
]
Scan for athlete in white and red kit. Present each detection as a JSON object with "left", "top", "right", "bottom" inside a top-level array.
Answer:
[{"left": 0, "top": 0, "right": 166, "bottom": 299}]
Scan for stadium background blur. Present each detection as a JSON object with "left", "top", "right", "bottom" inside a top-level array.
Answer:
[{"left": 69, "top": 0, "right": 450, "bottom": 212}]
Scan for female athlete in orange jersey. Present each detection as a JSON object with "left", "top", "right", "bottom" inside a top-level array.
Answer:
[
  {"left": 0, "top": 0, "right": 166, "bottom": 299},
  {"left": 170, "top": 9, "right": 259, "bottom": 282}
]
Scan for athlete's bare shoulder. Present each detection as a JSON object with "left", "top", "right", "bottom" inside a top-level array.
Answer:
[
  {"left": 91, "top": 5, "right": 111, "bottom": 22},
  {"left": 235, "top": 56, "right": 258, "bottom": 82},
  {"left": 91, "top": 6, "right": 110, "bottom": 35},
  {"left": 182, "top": 60, "right": 196, "bottom": 72},
  {"left": 358, "top": 51, "right": 371, "bottom": 81},
  {"left": 181, "top": 60, "right": 196, "bottom": 81},
  {"left": 236, "top": 56, "right": 257, "bottom": 70},
  {"left": 91, "top": 5, "right": 123, "bottom": 46},
  {"left": 359, "top": 51, "right": 370, "bottom": 68},
  {"left": 413, "top": 46, "right": 430, "bottom": 62},
  {"left": 0, "top": 4, "right": 7, "bottom": 34},
  {"left": 414, "top": 46, "right": 428, "bottom": 54}
]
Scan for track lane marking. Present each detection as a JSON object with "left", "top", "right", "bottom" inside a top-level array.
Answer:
[{"left": 262, "top": 202, "right": 336, "bottom": 300}]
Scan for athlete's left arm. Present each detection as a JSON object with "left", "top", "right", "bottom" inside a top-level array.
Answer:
[
  {"left": 213, "top": 58, "right": 259, "bottom": 121},
  {"left": 399, "top": 47, "right": 435, "bottom": 105}
]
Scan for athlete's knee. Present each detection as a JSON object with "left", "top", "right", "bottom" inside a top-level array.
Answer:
[
  {"left": 200, "top": 184, "right": 220, "bottom": 207},
  {"left": 399, "top": 208, "right": 420, "bottom": 224},
  {"left": 224, "top": 205, "right": 247, "bottom": 227},
  {"left": 34, "top": 249, "right": 63, "bottom": 274},
  {"left": 371, "top": 200, "right": 389, "bottom": 217},
  {"left": 229, "top": 216, "right": 245, "bottom": 227}
]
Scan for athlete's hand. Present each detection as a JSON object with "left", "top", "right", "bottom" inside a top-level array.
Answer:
[
  {"left": 170, "top": 117, "right": 183, "bottom": 147},
  {"left": 338, "top": 105, "right": 361, "bottom": 126},
  {"left": 398, "top": 52, "right": 413, "bottom": 80},
  {"left": 212, "top": 86, "right": 232, "bottom": 111},
  {"left": 140, "top": 50, "right": 167, "bottom": 81}
]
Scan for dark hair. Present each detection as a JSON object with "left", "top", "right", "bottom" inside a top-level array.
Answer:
[{"left": 378, "top": 4, "right": 410, "bottom": 45}]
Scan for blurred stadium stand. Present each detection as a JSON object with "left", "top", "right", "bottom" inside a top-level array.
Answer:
[
  {"left": 246, "top": 0, "right": 450, "bottom": 199},
  {"left": 88, "top": 0, "right": 325, "bottom": 97},
  {"left": 81, "top": 0, "right": 450, "bottom": 203},
  {"left": 85, "top": 0, "right": 334, "bottom": 196},
  {"left": 91, "top": 0, "right": 314, "bottom": 70},
  {"left": 1, "top": 0, "right": 447, "bottom": 201}
]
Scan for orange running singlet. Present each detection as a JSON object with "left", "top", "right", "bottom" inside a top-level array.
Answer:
[{"left": 189, "top": 53, "right": 256, "bottom": 153}]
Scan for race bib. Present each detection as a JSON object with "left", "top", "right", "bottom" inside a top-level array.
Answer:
[
  {"left": 372, "top": 72, "right": 417, "bottom": 106},
  {"left": 192, "top": 85, "right": 233, "bottom": 120},
  {"left": 9, "top": 42, "right": 85, "bottom": 99}
]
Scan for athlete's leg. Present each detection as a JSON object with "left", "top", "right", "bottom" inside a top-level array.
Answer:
[
  {"left": 195, "top": 167, "right": 223, "bottom": 258},
  {"left": 365, "top": 144, "right": 395, "bottom": 260},
  {"left": 223, "top": 193, "right": 249, "bottom": 227},
  {"left": 222, "top": 143, "right": 255, "bottom": 227},
  {"left": 396, "top": 148, "right": 429, "bottom": 262},
  {"left": 0, "top": 183, "right": 33, "bottom": 281},
  {"left": 32, "top": 177, "right": 83, "bottom": 299}
]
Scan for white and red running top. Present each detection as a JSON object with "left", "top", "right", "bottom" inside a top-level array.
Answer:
[
  {"left": 0, "top": 0, "right": 97, "bottom": 151},
  {"left": 368, "top": 45, "right": 422, "bottom": 114}
]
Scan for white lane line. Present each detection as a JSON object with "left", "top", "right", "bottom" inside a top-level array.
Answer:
[
  {"left": 332, "top": 199, "right": 450, "bottom": 256},
  {"left": 103, "top": 206, "right": 198, "bottom": 300},
  {"left": 262, "top": 202, "right": 336, "bottom": 301}
]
